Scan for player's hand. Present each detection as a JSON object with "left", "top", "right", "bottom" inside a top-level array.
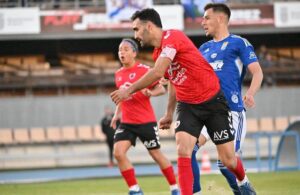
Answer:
[
  {"left": 110, "top": 116, "right": 119, "bottom": 129},
  {"left": 158, "top": 114, "right": 173, "bottom": 130},
  {"left": 142, "top": 89, "right": 152, "bottom": 97},
  {"left": 243, "top": 93, "right": 255, "bottom": 108},
  {"left": 110, "top": 89, "right": 130, "bottom": 105},
  {"left": 159, "top": 78, "right": 169, "bottom": 85}
]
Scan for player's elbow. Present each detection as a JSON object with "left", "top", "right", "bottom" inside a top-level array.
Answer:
[
  {"left": 157, "top": 85, "right": 166, "bottom": 96},
  {"left": 152, "top": 69, "right": 165, "bottom": 80}
]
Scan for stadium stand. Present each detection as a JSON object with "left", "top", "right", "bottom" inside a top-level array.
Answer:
[
  {"left": 0, "top": 116, "right": 298, "bottom": 147},
  {"left": 0, "top": 0, "right": 299, "bottom": 171}
]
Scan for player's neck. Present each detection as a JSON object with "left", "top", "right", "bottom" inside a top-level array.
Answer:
[
  {"left": 123, "top": 61, "right": 136, "bottom": 68},
  {"left": 213, "top": 29, "right": 230, "bottom": 42},
  {"left": 152, "top": 29, "right": 163, "bottom": 48}
]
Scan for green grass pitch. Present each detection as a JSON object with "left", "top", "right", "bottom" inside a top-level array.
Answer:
[{"left": 1, "top": 171, "right": 300, "bottom": 195}]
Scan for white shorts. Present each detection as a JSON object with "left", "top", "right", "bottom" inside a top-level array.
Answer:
[{"left": 201, "top": 110, "right": 246, "bottom": 154}]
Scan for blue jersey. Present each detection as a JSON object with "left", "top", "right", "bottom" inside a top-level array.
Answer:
[{"left": 199, "top": 34, "right": 258, "bottom": 112}]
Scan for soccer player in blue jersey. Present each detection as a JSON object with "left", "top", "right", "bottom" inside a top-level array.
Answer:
[{"left": 191, "top": 3, "right": 263, "bottom": 195}]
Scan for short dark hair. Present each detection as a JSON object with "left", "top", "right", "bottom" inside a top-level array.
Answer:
[
  {"left": 131, "top": 8, "right": 163, "bottom": 28},
  {"left": 204, "top": 3, "right": 231, "bottom": 19}
]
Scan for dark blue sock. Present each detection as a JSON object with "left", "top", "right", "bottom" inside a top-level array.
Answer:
[
  {"left": 192, "top": 145, "right": 201, "bottom": 193},
  {"left": 217, "top": 160, "right": 241, "bottom": 195}
]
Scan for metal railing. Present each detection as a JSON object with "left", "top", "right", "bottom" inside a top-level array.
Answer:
[{"left": 248, "top": 131, "right": 300, "bottom": 172}]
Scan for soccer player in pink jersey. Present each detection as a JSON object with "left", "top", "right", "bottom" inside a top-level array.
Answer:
[
  {"left": 110, "top": 8, "right": 256, "bottom": 195},
  {"left": 110, "top": 38, "right": 179, "bottom": 195}
]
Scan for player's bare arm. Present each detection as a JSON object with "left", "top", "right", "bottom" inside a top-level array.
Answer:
[
  {"left": 159, "top": 82, "right": 176, "bottom": 130},
  {"left": 143, "top": 83, "right": 166, "bottom": 97},
  {"left": 110, "top": 103, "right": 121, "bottom": 129},
  {"left": 243, "top": 62, "right": 263, "bottom": 108},
  {"left": 110, "top": 57, "right": 171, "bottom": 105}
]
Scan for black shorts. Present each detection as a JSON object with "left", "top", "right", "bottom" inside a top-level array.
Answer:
[
  {"left": 114, "top": 122, "right": 160, "bottom": 150},
  {"left": 175, "top": 91, "right": 234, "bottom": 145}
]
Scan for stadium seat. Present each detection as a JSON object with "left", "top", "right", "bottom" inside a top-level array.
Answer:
[
  {"left": 0, "top": 128, "right": 14, "bottom": 145},
  {"left": 93, "top": 125, "right": 106, "bottom": 141},
  {"left": 30, "top": 127, "right": 47, "bottom": 143},
  {"left": 46, "top": 127, "right": 62, "bottom": 142},
  {"left": 274, "top": 117, "right": 289, "bottom": 131},
  {"left": 6, "top": 57, "right": 22, "bottom": 67},
  {"left": 292, "top": 48, "right": 300, "bottom": 59},
  {"left": 246, "top": 118, "right": 259, "bottom": 132},
  {"left": 61, "top": 126, "right": 78, "bottom": 141},
  {"left": 259, "top": 117, "right": 275, "bottom": 132},
  {"left": 77, "top": 125, "right": 94, "bottom": 141},
  {"left": 13, "top": 128, "right": 30, "bottom": 144},
  {"left": 158, "top": 129, "right": 173, "bottom": 138}
]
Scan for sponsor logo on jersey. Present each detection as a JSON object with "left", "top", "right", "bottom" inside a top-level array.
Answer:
[
  {"left": 249, "top": 51, "right": 257, "bottom": 59},
  {"left": 210, "top": 60, "right": 224, "bottom": 71},
  {"left": 117, "top": 76, "right": 122, "bottom": 82},
  {"left": 221, "top": 42, "right": 229, "bottom": 50},
  {"left": 144, "top": 139, "right": 157, "bottom": 148},
  {"left": 231, "top": 93, "right": 239, "bottom": 104},
  {"left": 204, "top": 48, "right": 209, "bottom": 53},
  {"left": 213, "top": 129, "right": 229, "bottom": 141},
  {"left": 211, "top": 53, "right": 217, "bottom": 59},
  {"left": 129, "top": 73, "right": 136, "bottom": 80},
  {"left": 167, "top": 62, "right": 180, "bottom": 77}
]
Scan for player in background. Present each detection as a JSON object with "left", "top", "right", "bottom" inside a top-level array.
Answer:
[
  {"left": 191, "top": 3, "right": 263, "bottom": 195},
  {"left": 110, "top": 38, "right": 180, "bottom": 195},
  {"left": 111, "top": 8, "right": 256, "bottom": 195}
]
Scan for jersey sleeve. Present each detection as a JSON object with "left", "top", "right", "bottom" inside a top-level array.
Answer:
[
  {"left": 238, "top": 38, "right": 258, "bottom": 68},
  {"left": 159, "top": 31, "right": 181, "bottom": 61}
]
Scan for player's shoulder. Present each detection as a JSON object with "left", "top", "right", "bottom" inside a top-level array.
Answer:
[
  {"left": 200, "top": 40, "right": 214, "bottom": 50},
  {"left": 229, "top": 34, "right": 252, "bottom": 47},
  {"left": 164, "top": 29, "right": 185, "bottom": 39},
  {"left": 136, "top": 63, "right": 150, "bottom": 70},
  {"left": 115, "top": 67, "right": 124, "bottom": 74}
]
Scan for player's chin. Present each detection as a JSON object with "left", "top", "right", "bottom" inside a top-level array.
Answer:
[{"left": 205, "top": 31, "right": 211, "bottom": 37}]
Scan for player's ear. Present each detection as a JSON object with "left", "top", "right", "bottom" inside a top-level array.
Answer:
[
  {"left": 147, "top": 21, "right": 153, "bottom": 31},
  {"left": 133, "top": 52, "right": 137, "bottom": 58},
  {"left": 219, "top": 14, "right": 227, "bottom": 24}
]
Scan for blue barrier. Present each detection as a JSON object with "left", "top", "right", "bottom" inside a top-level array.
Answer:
[{"left": 248, "top": 131, "right": 300, "bottom": 172}]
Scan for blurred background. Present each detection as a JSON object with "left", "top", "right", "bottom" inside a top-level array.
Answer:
[{"left": 0, "top": 0, "right": 300, "bottom": 184}]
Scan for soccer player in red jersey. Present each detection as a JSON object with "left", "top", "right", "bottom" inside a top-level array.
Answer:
[
  {"left": 110, "top": 38, "right": 179, "bottom": 195},
  {"left": 110, "top": 8, "right": 256, "bottom": 195}
]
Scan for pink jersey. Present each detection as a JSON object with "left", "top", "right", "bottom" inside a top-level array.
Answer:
[
  {"left": 115, "top": 62, "right": 157, "bottom": 124},
  {"left": 153, "top": 30, "right": 220, "bottom": 104}
]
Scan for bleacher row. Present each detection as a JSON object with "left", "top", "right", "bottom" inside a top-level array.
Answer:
[
  {"left": 0, "top": 116, "right": 299, "bottom": 146},
  {"left": 0, "top": 52, "right": 155, "bottom": 76}
]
